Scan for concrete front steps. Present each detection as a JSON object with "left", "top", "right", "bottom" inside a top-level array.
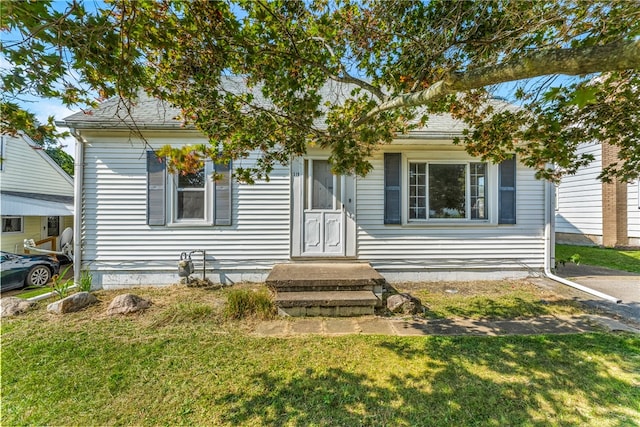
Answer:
[{"left": 265, "top": 263, "right": 385, "bottom": 317}]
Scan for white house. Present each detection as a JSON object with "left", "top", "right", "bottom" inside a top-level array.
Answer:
[
  {"left": 555, "top": 142, "right": 640, "bottom": 247},
  {"left": 0, "top": 133, "right": 74, "bottom": 254},
  {"left": 61, "top": 89, "right": 554, "bottom": 289}
]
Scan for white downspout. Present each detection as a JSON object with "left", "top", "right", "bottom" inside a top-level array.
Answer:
[
  {"left": 543, "top": 179, "right": 621, "bottom": 303},
  {"left": 71, "top": 129, "right": 85, "bottom": 287}
]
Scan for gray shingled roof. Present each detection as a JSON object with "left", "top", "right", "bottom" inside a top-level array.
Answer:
[
  {"left": 62, "top": 93, "right": 183, "bottom": 129},
  {"left": 61, "top": 77, "right": 516, "bottom": 137}
]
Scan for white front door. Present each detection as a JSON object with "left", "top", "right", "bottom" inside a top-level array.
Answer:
[{"left": 292, "top": 158, "right": 356, "bottom": 257}]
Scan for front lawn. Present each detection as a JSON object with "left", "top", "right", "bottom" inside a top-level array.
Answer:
[
  {"left": 2, "top": 284, "right": 638, "bottom": 426},
  {"left": 399, "top": 279, "right": 586, "bottom": 319},
  {"left": 556, "top": 244, "right": 640, "bottom": 273}
]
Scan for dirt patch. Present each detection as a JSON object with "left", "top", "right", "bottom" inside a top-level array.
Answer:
[{"left": 394, "top": 279, "right": 562, "bottom": 299}]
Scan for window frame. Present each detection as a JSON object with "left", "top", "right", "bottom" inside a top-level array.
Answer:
[
  {"left": 168, "top": 162, "right": 214, "bottom": 225},
  {"left": 404, "top": 158, "right": 495, "bottom": 224},
  {"left": 146, "top": 150, "right": 232, "bottom": 227},
  {"left": 2, "top": 216, "right": 24, "bottom": 233}
]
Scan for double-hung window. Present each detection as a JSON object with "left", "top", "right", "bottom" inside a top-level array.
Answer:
[
  {"left": 146, "top": 151, "right": 232, "bottom": 226},
  {"left": 408, "top": 161, "right": 487, "bottom": 221},
  {"left": 175, "top": 167, "right": 208, "bottom": 221}
]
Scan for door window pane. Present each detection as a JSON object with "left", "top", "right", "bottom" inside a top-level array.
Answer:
[
  {"left": 311, "top": 160, "right": 335, "bottom": 210},
  {"left": 47, "top": 216, "right": 60, "bottom": 237}
]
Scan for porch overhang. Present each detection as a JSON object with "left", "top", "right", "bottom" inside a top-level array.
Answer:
[{"left": 1, "top": 191, "right": 74, "bottom": 216}]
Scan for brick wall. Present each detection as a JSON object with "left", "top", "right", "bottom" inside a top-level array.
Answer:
[{"left": 601, "top": 142, "right": 628, "bottom": 247}]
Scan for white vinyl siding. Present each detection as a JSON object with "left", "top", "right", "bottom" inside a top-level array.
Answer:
[
  {"left": 0, "top": 134, "right": 73, "bottom": 196},
  {"left": 555, "top": 143, "right": 603, "bottom": 236},
  {"left": 80, "top": 135, "right": 290, "bottom": 286},
  {"left": 81, "top": 133, "right": 548, "bottom": 287},
  {"left": 358, "top": 147, "right": 546, "bottom": 273}
]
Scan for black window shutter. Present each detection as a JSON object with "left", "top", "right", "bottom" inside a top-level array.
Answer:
[
  {"left": 214, "top": 161, "right": 232, "bottom": 226},
  {"left": 498, "top": 157, "right": 516, "bottom": 224},
  {"left": 146, "top": 151, "right": 166, "bottom": 226},
  {"left": 384, "top": 153, "right": 402, "bottom": 224}
]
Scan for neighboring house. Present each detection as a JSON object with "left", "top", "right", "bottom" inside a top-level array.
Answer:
[
  {"left": 0, "top": 132, "right": 74, "bottom": 253},
  {"left": 555, "top": 142, "right": 640, "bottom": 247},
  {"left": 61, "top": 86, "right": 553, "bottom": 289}
]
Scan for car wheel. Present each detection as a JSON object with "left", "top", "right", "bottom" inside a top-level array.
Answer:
[{"left": 26, "top": 265, "right": 51, "bottom": 287}]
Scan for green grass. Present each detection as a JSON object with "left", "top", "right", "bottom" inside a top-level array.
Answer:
[
  {"left": 556, "top": 244, "right": 640, "bottom": 273},
  {"left": 14, "top": 286, "right": 55, "bottom": 299},
  {"left": 1, "top": 285, "right": 639, "bottom": 426}
]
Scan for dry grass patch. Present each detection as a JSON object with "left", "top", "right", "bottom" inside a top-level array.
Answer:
[{"left": 395, "top": 279, "right": 588, "bottom": 319}]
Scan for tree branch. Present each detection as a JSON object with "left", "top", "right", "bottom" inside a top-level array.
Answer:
[{"left": 363, "top": 39, "right": 640, "bottom": 121}]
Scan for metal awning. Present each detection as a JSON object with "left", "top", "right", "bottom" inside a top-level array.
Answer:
[{"left": 1, "top": 192, "right": 74, "bottom": 216}]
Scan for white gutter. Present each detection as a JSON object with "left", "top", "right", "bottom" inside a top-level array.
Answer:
[
  {"left": 70, "top": 129, "right": 85, "bottom": 287},
  {"left": 543, "top": 179, "right": 621, "bottom": 303}
]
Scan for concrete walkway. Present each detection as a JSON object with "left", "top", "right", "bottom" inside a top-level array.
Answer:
[{"left": 253, "top": 314, "right": 639, "bottom": 337}]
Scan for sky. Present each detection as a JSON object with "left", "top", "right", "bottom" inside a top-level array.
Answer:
[{"left": 22, "top": 95, "right": 79, "bottom": 157}]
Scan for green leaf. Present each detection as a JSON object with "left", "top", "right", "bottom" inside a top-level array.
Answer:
[{"left": 567, "top": 87, "right": 599, "bottom": 108}]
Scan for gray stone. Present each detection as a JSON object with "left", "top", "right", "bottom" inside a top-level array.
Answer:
[
  {"left": 47, "top": 292, "right": 98, "bottom": 314},
  {"left": 1, "top": 297, "right": 36, "bottom": 317},
  {"left": 387, "top": 293, "right": 422, "bottom": 315},
  {"left": 107, "top": 294, "right": 151, "bottom": 315}
]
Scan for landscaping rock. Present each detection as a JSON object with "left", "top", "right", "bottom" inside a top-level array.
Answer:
[
  {"left": 387, "top": 293, "right": 423, "bottom": 315},
  {"left": 47, "top": 292, "right": 98, "bottom": 314},
  {"left": 107, "top": 294, "right": 151, "bottom": 315},
  {"left": 1, "top": 297, "right": 36, "bottom": 317}
]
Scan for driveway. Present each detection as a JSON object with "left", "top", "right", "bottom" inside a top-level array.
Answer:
[{"left": 549, "top": 264, "right": 640, "bottom": 327}]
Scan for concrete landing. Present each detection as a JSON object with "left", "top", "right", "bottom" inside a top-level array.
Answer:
[
  {"left": 266, "top": 263, "right": 385, "bottom": 317},
  {"left": 266, "top": 263, "right": 386, "bottom": 291}
]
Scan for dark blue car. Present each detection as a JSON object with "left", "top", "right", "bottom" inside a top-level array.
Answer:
[{"left": 0, "top": 251, "right": 60, "bottom": 291}]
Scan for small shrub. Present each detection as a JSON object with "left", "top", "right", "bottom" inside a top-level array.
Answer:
[
  {"left": 51, "top": 265, "right": 73, "bottom": 299},
  {"left": 78, "top": 270, "right": 93, "bottom": 292},
  {"left": 555, "top": 253, "right": 582, "bottom": 268},
  {"left": 224, "top": 288, "right": 276, "bottom": 320}
]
